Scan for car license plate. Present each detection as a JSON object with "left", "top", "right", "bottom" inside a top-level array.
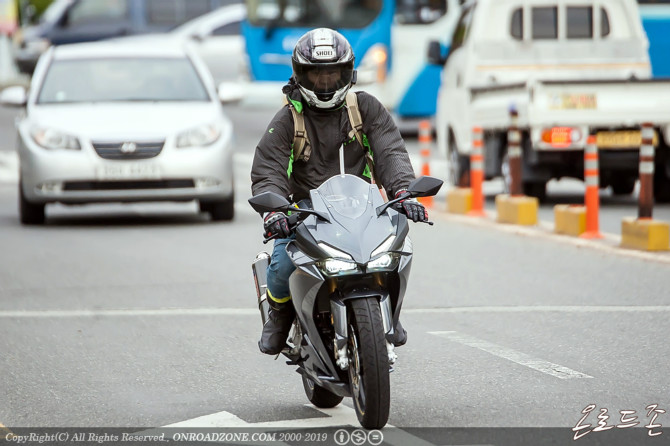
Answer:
[
  {"left": 549, "top": 93, "right": 597, "bottom": 110},
  {"left": 596, "top": 130, "right": 658, "bottom": 149},
  {"left": 96, "top": 164, "right": 161, "bottom": 180}
]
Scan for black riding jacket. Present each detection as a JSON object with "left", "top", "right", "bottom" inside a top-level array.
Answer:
[{"left": 251, "top": 91, "right": 415, "bottom": 203}]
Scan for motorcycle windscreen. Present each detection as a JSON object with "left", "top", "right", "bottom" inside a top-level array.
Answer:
[{"left": 316, "top": 174, "right": 370, "bottom": 219}]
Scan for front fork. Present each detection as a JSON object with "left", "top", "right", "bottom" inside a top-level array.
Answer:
[{"left": 331, "top": 295, "right": 397, "bottom": 371}]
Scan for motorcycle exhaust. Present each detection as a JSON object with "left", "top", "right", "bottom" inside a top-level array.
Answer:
[{"left": 252, "top": 252, "right": 271, "bottom": 325}]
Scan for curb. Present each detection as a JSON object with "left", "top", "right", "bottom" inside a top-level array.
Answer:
[{"left": 434, "top": 205, "right": 670, "bottom": 265}]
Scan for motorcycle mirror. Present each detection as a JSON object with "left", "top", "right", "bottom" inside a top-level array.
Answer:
[
  {"left": 375, "top": 176, "right": 444, "bottom": 217},
  {"left": 248, "top": 192, "right": 291, "bottom": 214},
  {"left": 406, "top": 176, "right": 444, "bottom": 197}
]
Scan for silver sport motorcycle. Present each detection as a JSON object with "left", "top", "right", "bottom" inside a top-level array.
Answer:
[{"left": 250, "top": 150, "right": 442, "bottom": 429}]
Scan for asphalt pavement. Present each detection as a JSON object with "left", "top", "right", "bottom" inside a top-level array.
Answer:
[{"left": 0, "top": 102, "right": 669, "bottom": 446}]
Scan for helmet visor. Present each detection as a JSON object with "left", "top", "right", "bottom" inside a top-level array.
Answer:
[{"left": 294, "top": 61, "right": 354, "bottom": 95}]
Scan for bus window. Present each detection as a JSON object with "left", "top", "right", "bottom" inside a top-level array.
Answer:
[
  {"left": 395, "top": 0, "right": 447, "bottom": 24},
  {"left": 247, "top": 0, "right": 382, "bottom": 29}
]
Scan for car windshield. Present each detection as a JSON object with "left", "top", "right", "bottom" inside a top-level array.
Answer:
[
  {"left": 37, "top": 57, "right": 210, "bottom": 104},
  {"left": 316, "top": 174, "right": 371, "bottom": 219}
]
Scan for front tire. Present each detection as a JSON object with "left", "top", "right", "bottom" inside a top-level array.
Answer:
[
  {"left": 199, "top": 194, "right": 234, "bottom": 221},
  {"left": 19, "top": 180, "right": 45, "bottom": 225},
  {"left": 610, "top": 177, "right": 636, "bottom": 196},
  {"left": 347, "top": 297, "right": 390, "bottom": 429},
  {"left": 448, "top": 132, "right": 469, "bottom": 187},
  {"left": 302, "top": 375, "right": 343, "bottom": 408}
]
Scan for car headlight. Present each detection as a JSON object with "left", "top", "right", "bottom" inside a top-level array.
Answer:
[
  {"left": 176, "top": 123, "right": 221, "bottom": 148},
  {"left": 30, "top": 126, "right": 80, "bottom": 150}
]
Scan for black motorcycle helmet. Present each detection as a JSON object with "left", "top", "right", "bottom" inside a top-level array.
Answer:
[{"left": 291, "top": 28, "right": 356, "bottom": 109}]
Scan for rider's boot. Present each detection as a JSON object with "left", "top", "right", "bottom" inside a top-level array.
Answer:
[
  {"left": 258, "top": 298, "right": 295, "bottom": 355},
  {"left": 390, "top": 318, "right": 408, "bottom": 347}
]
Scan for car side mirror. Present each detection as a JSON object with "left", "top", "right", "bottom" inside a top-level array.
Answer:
[
  {"left": 0, "top": 86, "right": 27, "bottom": 107},
  {"left": 427, "top": 40, "right": 448, "bottom": 65}
]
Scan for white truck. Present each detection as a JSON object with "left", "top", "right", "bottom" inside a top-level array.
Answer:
[{"left": 429, "top": 0, "right": 670, "bottom": 201}]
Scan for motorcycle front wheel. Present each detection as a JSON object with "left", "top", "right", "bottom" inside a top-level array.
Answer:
[{"left": 347, "top": 297, "right": 390, "bottom": 429}]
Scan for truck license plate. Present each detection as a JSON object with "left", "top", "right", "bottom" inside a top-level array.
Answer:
[
  {"left": 96, "top": 164, "right": 161, "bottom": 180},
  {"left": 549, "top": 94, "right": 597, "bottom": 110},
  {"left": 596, "top": 131, "right": 658, "bottom": 149}
]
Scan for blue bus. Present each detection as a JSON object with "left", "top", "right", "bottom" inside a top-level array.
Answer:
[
  {"left": 638, "top": 0, "right": 670, "bottom": 77},
  {"left": 241, "top": 0, "right": 464, "bottom": 119}
]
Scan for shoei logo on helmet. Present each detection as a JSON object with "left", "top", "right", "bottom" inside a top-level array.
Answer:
[{"left": 313, "top": 47, "right": 335, "bottom": 60}]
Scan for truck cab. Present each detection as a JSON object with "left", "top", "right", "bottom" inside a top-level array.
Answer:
[{"left": 430, "top": 0, "right": 666, "bottom": 198}]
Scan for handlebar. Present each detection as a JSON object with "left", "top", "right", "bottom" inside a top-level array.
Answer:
[{"left": 262, "top": 212, "right": 303, "bottom": 244}]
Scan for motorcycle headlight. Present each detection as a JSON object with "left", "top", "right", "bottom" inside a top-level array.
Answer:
[
  {"left": 322, "top": 259, "right": 359, "bottom": 275},
  {"left": 367, "top": 253, "right": 399, "bottom": 271},
  {"left": 30, "top": 126, "right": 80, "bottom": 150},
  {"left": 317, "top": 243, "right": 360, "bottom": 276},
  {"left": 176, "top": 123, "right": 221, "bottom": 148}
]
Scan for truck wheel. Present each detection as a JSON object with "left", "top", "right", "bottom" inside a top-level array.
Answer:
[
  {"left": 523, "top": 181, "right": 547, "bottom": 202},
  {"left": 610, "top": 178, "right": 636, "bottom": 196},
  {"left": 654, "top": 148, "right": 670, "bottom": 203},
  {"left": 448, "top": 134, "right": 469, "bottom": 187}
]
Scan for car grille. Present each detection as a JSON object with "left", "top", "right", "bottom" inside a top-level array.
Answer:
[
  {"left": 63, "top": 180, "right": 194, "bottom": 191},
  {"left": 92, "top": 141, "right": 165, "bottom": 160}
]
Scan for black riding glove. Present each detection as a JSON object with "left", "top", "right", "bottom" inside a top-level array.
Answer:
[
  {"left": 394, "top": 190, "right": 428, "bottom": 223},
  {"left": 263, "top": 211, "right": 291, "bottom": 239}
]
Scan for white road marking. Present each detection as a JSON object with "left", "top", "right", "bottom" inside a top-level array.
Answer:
[
  {"left": 430, "top": 331, "right": 593, "bottom": 380},
  {"left": 0, "top": 308, "right": 258, "bottom": 318},
  {"left": 1, "top": 305, "right": 669, "bottom": 319},
  {"left": 160, "top": 404, "right": 437, "bottom": 446},
  {"left": 405, "top": 305, "right": 670, "bottom": 314}
]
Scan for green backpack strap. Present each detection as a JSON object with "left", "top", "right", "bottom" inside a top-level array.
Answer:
[
  {"left": 345, "top": 91, "right": 381, "bottom": 188},
  {"left": 286, "top": 99, "right": 311, "bottom": 162}
]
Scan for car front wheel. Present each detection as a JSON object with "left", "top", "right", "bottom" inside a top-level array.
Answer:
[
  {"left": 19, "top": 180, "right": 45, "bottom": 225},
  {"left": 199, "top": 194, "right": 234, "bottom": 221}
]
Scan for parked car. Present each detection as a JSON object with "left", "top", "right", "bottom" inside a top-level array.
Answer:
[
  {"left": 14, "top": 0, "right": 241, "bottom": 74},
  {"left": 0, "top": 39, "right": 235, "bottom": 224},
  {"left": 115, "top": 3, "right": 247, "bottom": 85}
]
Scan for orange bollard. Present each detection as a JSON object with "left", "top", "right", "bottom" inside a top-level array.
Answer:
[
  {"left": 638, "top": 122, "right": 655, "bottom": 220},
  {"left": 581, "top": 135, "right": 603, "bottom": 239},
  {"left": 418, "top": 120, "right": 433, "bottom": 208},
  {"left": 468, "top": 126, "right": 486, "bottom": 217}
]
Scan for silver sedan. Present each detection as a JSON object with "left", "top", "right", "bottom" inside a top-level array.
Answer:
[{"left": 1, "top": 40, "right": 235, "bottom": 224}]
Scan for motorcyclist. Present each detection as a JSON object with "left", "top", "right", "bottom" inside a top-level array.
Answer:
[{"left": 251, "top": 28, "right": 428, "bottom": 355}]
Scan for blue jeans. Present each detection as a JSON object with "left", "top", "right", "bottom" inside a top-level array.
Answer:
[{"left": 266, "top": 235, "right": 296, "bottom": 304}]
